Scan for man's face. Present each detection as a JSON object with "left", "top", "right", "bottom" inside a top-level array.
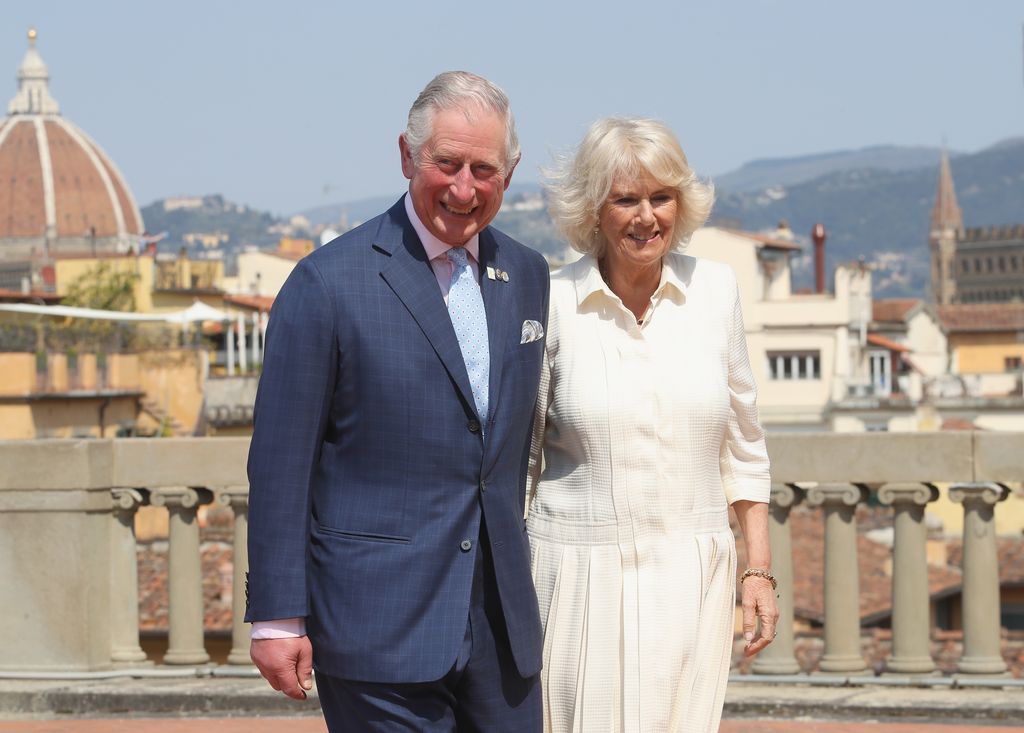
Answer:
[{"left": 400, "top": 106, "right": 515, "bottom": 246}]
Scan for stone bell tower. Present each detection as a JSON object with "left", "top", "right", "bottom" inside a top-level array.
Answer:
[{"left": 928, "top": 149, "right": 963, "bottom": 305}]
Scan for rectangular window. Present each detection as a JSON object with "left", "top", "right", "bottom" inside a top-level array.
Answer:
[
  {"left": 869, "top": 351, "right": 892, "bottom": 396},
  {"left": 1006, "top": 356, "right": 1023, "bottom": 372},
  {"left": 767, "top": 351, "right": 821, "bottom": 380}
]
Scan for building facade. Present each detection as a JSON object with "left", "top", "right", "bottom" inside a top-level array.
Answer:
[{"left": 928, "top": 150, "right": 1024, "bottom": 305}]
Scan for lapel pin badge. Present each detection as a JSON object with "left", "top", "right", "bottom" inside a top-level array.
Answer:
[
  {"left": 497, "top": 268, "right": 510, "bottom": 282},
  {"left": 486, "top": 266, "right": 497, "bottom": 281}
]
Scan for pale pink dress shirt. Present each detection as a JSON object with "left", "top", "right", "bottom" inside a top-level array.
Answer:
[{"left": 250, "top": 194, "right": 482, "bottom": 640}]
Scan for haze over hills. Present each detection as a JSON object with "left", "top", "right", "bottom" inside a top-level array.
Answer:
[
  {"left": 141, "top": 138, "right": 1024, "bottom": 298},
  {"left": 712, "top": 145, "right": 954, "bottom": 193}
]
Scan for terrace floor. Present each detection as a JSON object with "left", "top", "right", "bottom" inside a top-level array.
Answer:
[
  {"left": 2, "top": 719, "right": 1020, "bottom": 732},
  {"left": 2, "top": 678, "right": 1022, "bottom": 730}
]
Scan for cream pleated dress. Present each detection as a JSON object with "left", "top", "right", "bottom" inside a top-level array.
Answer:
[{"left": 527, "top": 252, "right": 770, "bottom": 733}]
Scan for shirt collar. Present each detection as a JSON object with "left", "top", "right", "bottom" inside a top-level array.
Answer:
[
  {"left": 573, "top": 251, "right": 689, "bottom": 307},
  {"left": 404, "top": 193, "right": 480, "bottom": 264}
]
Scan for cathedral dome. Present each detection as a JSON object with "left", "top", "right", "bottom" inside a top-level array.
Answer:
[{"left": 0, "top": 29, "right": 144, "bottom": 259}]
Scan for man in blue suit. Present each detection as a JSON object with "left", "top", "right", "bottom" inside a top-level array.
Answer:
[{"left": 245, "top": 71, "right": 548, "bottom": 731}]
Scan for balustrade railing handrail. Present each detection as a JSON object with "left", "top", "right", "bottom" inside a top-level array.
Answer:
[
  {"left": 1, "top": 431, "right": 1018, "bottom": 491},
  {"left": 0, "top": 432, "right": 1019, "bottom": 677}
]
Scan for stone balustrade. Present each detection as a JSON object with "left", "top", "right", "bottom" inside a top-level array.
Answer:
[{"left": 0, "top": 433, "right": 1019, "bottom": 676}]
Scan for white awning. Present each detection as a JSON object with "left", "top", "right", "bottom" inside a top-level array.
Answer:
[{"left": 0, "top": 300, "right": 231, "bottom": 323}]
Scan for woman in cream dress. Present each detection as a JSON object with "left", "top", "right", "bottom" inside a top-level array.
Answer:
[{"left": 527, "top": 118, "right": 778, "bottom": 733}]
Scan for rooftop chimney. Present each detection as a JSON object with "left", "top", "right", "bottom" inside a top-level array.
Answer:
[{"left": 812, "top": 223, "right": 826, "bottom": 294}]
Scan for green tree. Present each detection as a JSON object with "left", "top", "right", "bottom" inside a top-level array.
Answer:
[
  {"left": 54, "top": 262, "right": 141, "bottom": 352},
  {"left": 62, "top": 262, "right": 138, "bottom": 311}
]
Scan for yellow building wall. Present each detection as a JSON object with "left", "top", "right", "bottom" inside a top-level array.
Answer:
[
  {"left": 28, "top": 399, "right": 137, "bottom": 438},
  {"left": 53, "top": 255, "right": 156, "bottom": 312},
  {"left": 0, "top": 352, "right": 142, "bottom": 439},
  {"left": 951, "top": 333, "right": 1024, "bottom": 373},
  {"left": 0, "top": 353, "right": 36, "bottom": 393},
  {"left": 150, "top": 291, "right": 225, "bottom": 313},
  {"left": 136, "top": 349, "right": 206, "bottom": 435},
  {"left": 927, "top": 484, "right": 1024, "bottom": 536},
  {"left": 0, "top": 405, "right": 35, "bottom": 439},
  {"left": 108, "top": 353, "right": 141, "bottom": 390}
]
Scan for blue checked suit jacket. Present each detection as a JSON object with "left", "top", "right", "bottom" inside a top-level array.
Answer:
[{"left": 245, "top": 198, "right": 549, "bottom": 684}]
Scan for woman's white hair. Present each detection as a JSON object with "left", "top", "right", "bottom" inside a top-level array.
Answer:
[
  {"left": 403, "top": 71, "right": 521, "bottom": 173},
  {"left": 544, "top": 117, "right": 714, "bottom": 256}
]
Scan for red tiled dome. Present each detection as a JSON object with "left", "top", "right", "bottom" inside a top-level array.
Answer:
[{"left": 0, "top": 30, "right": 144, "bottom": 258}]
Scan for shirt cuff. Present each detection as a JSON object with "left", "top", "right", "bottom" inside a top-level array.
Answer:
[{"left": 250, "top": 617, "right": 307, "bottom": 639}]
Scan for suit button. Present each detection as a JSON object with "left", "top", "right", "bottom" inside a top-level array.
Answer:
[
  {"left": 460, "top": 539, "right": 473, "bottom": 552},
  {"left": 467, "top": 419, "right": 481, "bottom": 434},
  {"left": 479, "top": 480, "right": 487, "bottom": 493}
]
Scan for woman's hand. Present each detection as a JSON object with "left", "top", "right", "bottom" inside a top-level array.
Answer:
[
  {"left": 741, "top": 573, "right": 779, "bottom": 657},
  {"left": 731, "top": 499, "right": 778, "bottom": 657}
]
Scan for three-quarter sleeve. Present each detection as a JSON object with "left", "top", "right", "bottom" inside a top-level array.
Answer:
[{"left": 719, "top": 273, "right": 771, "bottom": 504}]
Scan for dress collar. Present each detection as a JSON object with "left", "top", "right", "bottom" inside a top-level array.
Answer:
[{"left": 573, "top": 252, "right": 689, "bottom": 307}]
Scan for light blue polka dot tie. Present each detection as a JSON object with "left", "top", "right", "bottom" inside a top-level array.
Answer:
[{"left": 447, "top": 246, "right": 489, "bottom": 429}]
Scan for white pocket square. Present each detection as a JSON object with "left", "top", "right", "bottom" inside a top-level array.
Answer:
[{"left": 521, "top": 319, "right": 544, "bottom": 344}]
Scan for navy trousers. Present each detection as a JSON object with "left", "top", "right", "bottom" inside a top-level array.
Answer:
[{"left": 315, "top": 520, "right": 542, "bottom": 732}]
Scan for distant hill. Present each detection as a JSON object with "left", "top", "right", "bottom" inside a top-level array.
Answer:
[
  {"left": 711, "top": 137, "right": 1024, "bottom": 297},
  {"left": 300, "top": 195, "right": 399, "bottom": 228},
  {"left": 140, "top": 194, "right": 280, "bottom": 252},
  {"left": 714, "top": 145, "right": 952, "bottom": 193}
]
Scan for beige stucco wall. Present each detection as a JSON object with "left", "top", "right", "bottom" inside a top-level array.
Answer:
[
  {"left": 906, "top": 310, "right": 948, "bottom": 376},
  {"left": 235, "top": 251, "right": 299, "bottom": 297}
]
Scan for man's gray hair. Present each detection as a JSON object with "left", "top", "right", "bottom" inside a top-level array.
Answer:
[{"left": 403, "top": 71, "right": 521, "bottom": 171}]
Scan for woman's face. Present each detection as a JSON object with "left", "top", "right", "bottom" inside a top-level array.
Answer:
[{"left": 598, "top": 171, "right": 677, "bottom": 274}]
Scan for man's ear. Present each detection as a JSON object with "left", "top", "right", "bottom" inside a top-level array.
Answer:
[
  {"left": 503, "top": 159, "right": 518, "bottom": 191},
  {"left": 399, "top": 134, "right": 415, "bottom": 181}
]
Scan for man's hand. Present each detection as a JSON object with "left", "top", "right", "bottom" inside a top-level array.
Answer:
[{"left": 251, "top": 636, "right": 314, "bottom": 700}]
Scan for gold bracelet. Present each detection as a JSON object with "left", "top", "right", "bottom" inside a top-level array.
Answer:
[{"left": 740, "top": 567, "right": 777, "bottom": 590}]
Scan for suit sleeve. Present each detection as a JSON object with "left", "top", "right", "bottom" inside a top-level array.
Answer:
[
  {"left": 719, "top": 269, "right": 771, "bottom": 505},
  {"left": 245, "top": 257, "right": 338, "bottom": 622}
]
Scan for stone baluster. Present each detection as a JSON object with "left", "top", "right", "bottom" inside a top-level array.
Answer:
[
  {"left": 949, "top": 483, "right": 1009, "bottom": 675},
  {"left": 110, "top": 488, "right": 151, "bottom": 666},
  {"left": 216, "top": 486, "right": 252, "bottom": 666},
  {"left": 877, "top": 482, "right": 939, "bottom": 675},
  {"left": 805, "top": 483, "right": 870, "bottom": 675},
  {"left": 151, "top": 486, "right": 213, "bottom": 665},
  {"left": 752, "top": 483, "right": 804, "bottom": 675}
]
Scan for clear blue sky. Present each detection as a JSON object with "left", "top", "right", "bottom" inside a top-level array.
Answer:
[{"left": 5, "top": 1, "right": 1023, "bottom": 215}]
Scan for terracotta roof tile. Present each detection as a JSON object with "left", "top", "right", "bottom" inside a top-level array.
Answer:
[
  {"left": 224, "top": 294, "right": 275, "bottom": 312},
  {"left": 872, "top": 299, "right": 920, "bottom": 323},
  {"left": 720, "top": 227, "right": 803, "bottom": 251},
  {"left": 866, "top": 333, "right": 911, "bottom": 353},
  {"left": 938, "top": 303, "right": 1024, "bottom": 332}
]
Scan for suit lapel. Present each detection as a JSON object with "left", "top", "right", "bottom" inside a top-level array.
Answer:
[
  {"left": 479, "top": 229, "right": 509, "bottom": 432},
  {"left": 376, "top": 203, "right": 477, "bottom": 417}
]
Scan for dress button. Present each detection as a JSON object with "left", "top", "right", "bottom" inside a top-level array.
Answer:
[
  {"left": 467, "top": 419, "right": 481, "bottom": 433},
  {"left": 460, "top": 539, "right": 473, "bottom": 552}
]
